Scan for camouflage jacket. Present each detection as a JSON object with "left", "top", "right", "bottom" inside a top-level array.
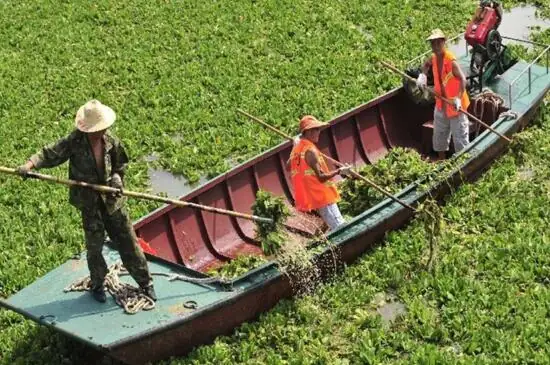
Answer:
[{"left": 29, "top": 130, "right": 129, "bottom": 214}]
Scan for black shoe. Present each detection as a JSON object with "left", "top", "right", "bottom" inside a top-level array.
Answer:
[
  {"left": 91, "top": 286, "right": 107, "bottom": 303},
  {"left": 141, "top": 285, "right": 157, "bottom": 301}
]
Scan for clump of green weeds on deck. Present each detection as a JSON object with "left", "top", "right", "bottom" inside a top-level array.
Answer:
[
  {"left": 252, "top": 190, "right": 291, "bottom": 256},
  {"left": 208, "top": 255, "right": 268, "bottom": 280}
]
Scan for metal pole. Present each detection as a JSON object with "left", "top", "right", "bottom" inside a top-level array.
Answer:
[
  {"left": 546, "top": 49, "right": 548, "bottom": 74},
  {"left": 0, "top": 167, "right": 274, "bottom": 224},
  {"left": 528, "top": 68, "right": 532, "bottom": 94}
]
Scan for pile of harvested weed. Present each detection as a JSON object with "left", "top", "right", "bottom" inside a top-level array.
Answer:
[
  {"left": 207, "top": 255, "right": 268, "bottom": 280},
  {"left": 252, "top": 190, "right": 341, "bottom": 295},
  {"left": 339, "top": 147, "right": 433, "bottom": 216},
  {"left": 252, "top": 190, "right": 291, "bottom": 256}
]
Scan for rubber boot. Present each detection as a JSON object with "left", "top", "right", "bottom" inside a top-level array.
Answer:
[
  {"left": 141, "top": 285, "right": 157, "bottom": 301},
  {"left": 91, "top": 286, "right": 107, "bottom": 303}
]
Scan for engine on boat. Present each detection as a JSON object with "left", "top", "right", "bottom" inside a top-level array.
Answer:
[
  {"left": 403, "top": 0, "right": 517, "bottom": 104},
  {"left": 465, "top": 0, "right": 516, "bottom": 92}
]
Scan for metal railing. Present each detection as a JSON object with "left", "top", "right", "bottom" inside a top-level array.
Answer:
[{"left": 505, "top": 36, "right": 550, "bottom": 108}]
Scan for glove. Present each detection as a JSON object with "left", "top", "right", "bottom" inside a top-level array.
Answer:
[
  {"left": 293, "top": 136, "right": 300, "bottom": 146},
  {"left": 16, "top": 164, "right": 32, "bottom": 180},
  {"left": 416, "top": 73, "right": 427, "bottom": 88},
  {"left": 454, "top": 97, "right": 462, "bottom": 111},
  {"left": 108, "top": 173, "right": 124, "bottom": 197},
  {"left": 338, "top": 164, "right": 352, "bottom": 177}
]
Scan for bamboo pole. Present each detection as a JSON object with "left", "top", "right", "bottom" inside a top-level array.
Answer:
[
  {"left": 236, "top": 109, "right": 416, "bottom": 212},
  {"left": 380, "top": 60, "right": 512, "bottom": 143},
  {"left": 0, "top": 166, "right": 273, "bottom": 224}
]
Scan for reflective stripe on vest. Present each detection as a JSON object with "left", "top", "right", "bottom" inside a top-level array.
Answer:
[
  {"left": 289, "top": 139, "right": 340, "bottom": 212},
  {"left": 432, "top": 50, "right": 470, "bottom": 118}
]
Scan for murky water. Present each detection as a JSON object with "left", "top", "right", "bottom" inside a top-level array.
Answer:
[
  {"left": 448, "top": 5, "right": 550, "bottom": 56},
  {"left": 517, "top": 166, "right": 535, "bottom": 180},
  {"left": 147, "top": 168, "right": 210, "bottom": 199},
  {"left": 372, "top": 292, "right": 407, "bottom": 326},
  {"left": 146, "top": 155, "right": 240, "bottom": 199}
]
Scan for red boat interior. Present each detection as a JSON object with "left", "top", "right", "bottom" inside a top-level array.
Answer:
[{"left": 134, "top": 89, "right": 505, "bottom": 273}]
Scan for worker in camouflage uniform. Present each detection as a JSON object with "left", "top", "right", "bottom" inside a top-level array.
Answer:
[{"left": 17, "top": 100, "right": 156, "bottom": 303}]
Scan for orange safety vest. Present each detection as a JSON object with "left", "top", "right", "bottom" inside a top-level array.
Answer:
[
  {"left": 290, "top": 139, "right": 340, "bottom": 212},
  {"left": 432, "top": 50, "right": 470, "bottom": 118}
]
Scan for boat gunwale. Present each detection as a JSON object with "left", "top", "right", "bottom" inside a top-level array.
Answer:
[{"left": 133, "top": 87, "right": 403, "bottom": 230}]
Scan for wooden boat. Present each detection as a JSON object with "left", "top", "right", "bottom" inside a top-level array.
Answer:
[{"left": 2, "top": 42, "right": 549, "bottom": 364}]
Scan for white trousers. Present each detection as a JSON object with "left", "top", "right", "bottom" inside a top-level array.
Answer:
[
  {"left": 317, "top": 203, "right": 346, "bottom": 231},
  {"left": 433, "top": 108, "right": 469, "bottom": 153}
]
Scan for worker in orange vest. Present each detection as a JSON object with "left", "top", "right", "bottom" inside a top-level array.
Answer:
[
  {"left": 289, "top": 115, "right": 351, "bottom": 231},
  {"left": 416, "top": 29, "right": 470, "bottom": 160}
]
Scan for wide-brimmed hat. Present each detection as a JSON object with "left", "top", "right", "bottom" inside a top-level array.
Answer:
[
  {"left": 426, "top": 29, "right": 446, "bottom": 41},
  {"left": 75, "top": 100, "right": 116, "bottom": 133},
  {"left": 299, "top": 115, "right": 327, "bottom": 133}
]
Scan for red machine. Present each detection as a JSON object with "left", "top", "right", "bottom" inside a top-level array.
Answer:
[
  {"left": 465, "top": 5, "right": 502, "bottom": 47},
  {"left": 463, "top": 1, "right": 513, "bottom": 92}
]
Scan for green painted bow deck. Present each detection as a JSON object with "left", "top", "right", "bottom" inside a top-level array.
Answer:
[{"left": 1, "top": 52, "right": 549, "bottom": 364}]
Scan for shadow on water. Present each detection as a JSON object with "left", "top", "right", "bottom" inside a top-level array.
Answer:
[{"left": 448, "top": 5, "right": 550, "bottom": 56}]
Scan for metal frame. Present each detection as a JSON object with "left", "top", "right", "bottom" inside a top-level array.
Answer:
[{"left": 506, "top": 37, "right": 550, "bottom": 108}]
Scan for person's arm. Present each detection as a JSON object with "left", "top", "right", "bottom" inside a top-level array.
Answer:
[
  {"left": 305, "top": 150, "right": 341, "bottom": 183},
  {"left": 23, "top": 133, "right": 73, "bottom": 171},
  {"left": 421, "top": 57, "right": 432, "bottom": 76},
  {"left": 111, "top": 138, "right": 129, "bottom": 181},
  {"left": 452, "top": 60, "right": 467, "bottom": 97},
  {"left": 417, "top": 58, "right": 432, "bottom": 87}
]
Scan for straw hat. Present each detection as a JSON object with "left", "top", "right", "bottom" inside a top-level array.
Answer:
[
  {"left": 299, "top": 115, "right": 327, "bottom": 133},
  {"left": 75, "top": 100, "right": 116, "bottom": 133},
  {"left": 426, "top": 29, "right": 446, "bottom": 41}
]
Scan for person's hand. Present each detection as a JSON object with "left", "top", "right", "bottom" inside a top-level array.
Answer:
[
  {"left": 416, "top": 73, "right": 427, "bottom": 88},
  {"left": 292, "top": 136, "right": 300, "bottom": 146},
  {"left": 16, "top": 164, "right": 32, "bottom": 180},
  {"left": 108, "top": 173, "right": 124, "bottom": 197},
  {"left": 338, "top": 164, "right": 352, "bottom": 177},
  {"left": 454, "top": 97, "right": 462, "bottom": 111}
]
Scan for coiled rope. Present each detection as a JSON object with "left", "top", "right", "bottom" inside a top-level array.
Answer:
[
  {"left": 471, "top": 89, "right": 505, "bottom": 137},
  {"left": 64, "top": 262, "right": 228, "bottom": 314}
]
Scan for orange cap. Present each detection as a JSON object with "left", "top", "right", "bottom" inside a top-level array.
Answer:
[{"left": 299, "top": 115, "right": 326, "bottom": 133}]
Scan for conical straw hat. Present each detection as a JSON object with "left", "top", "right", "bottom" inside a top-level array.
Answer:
[{"left": 75, "top": 100, "right": 116, "bottom": 133}]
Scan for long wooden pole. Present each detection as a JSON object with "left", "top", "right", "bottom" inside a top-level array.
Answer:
[
  {"left": 0, "top": 166, "right": 273, "bottom": 224},
  {"left": 236, "top": 109, "right": 416, "bottom": 212},
  {"left": 380, "top": 60, "right": 512, "bottom": 143}
]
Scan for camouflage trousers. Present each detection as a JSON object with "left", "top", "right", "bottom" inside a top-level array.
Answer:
[{"left": 81, "top": 201, "right": 152, "bottom": 289}]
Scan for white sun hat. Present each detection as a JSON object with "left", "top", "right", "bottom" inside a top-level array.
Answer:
[{"left": 75, "top": 100, "right": 116, "bottom": 133}]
